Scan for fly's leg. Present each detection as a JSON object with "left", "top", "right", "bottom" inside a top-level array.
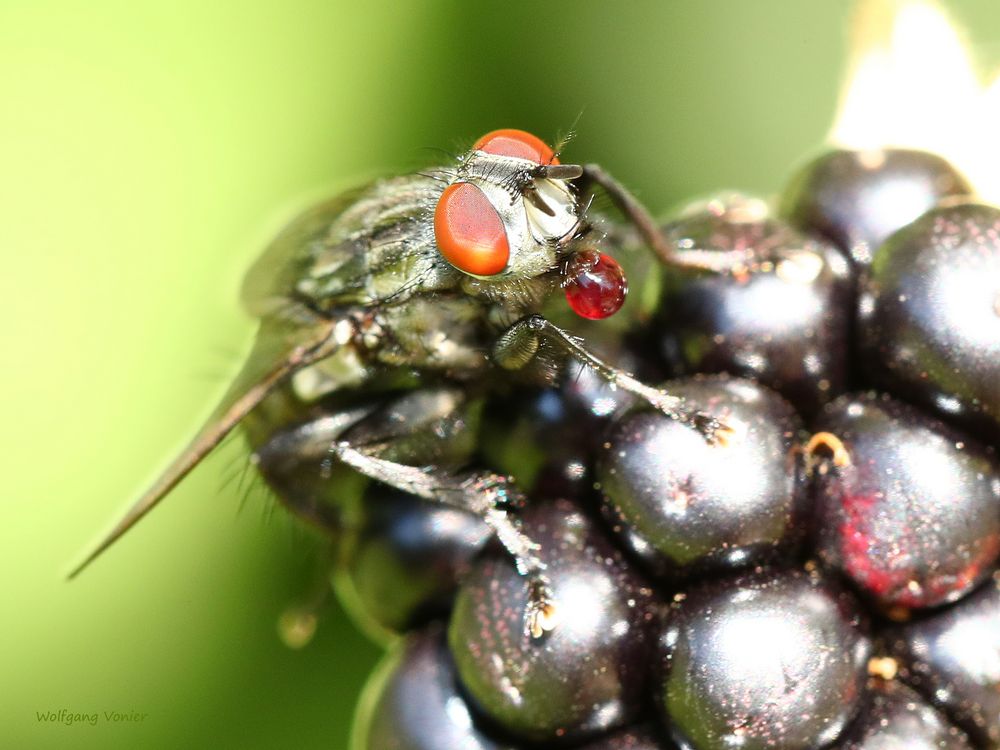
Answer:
[
  {"left": 494, "top": 314, "right": 733, "bottom": 445},
  {"left": 249, "top": 386, "right": 482, "bottom": 535},
  {"left": 331, "top": 443, "right": 557, "bottom": 639},
  {"left": 277, "top": 541, "right": 338, "bottom": 649},
  {"left": 579, "top": 163, "right": 754, "bottom": 274}
]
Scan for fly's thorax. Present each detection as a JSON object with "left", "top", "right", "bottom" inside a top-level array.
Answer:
[{"left": 293, "top": 175, "right": 464, "bottom": 310}]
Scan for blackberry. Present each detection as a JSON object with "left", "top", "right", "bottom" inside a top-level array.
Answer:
[
  {"left": 190, "top": 133, "right": 1000, "bottom": 750},
  {"left": 858, "top": 202, "right": 1000, "bottom": 442},
  {"left": 654, "top": 197, "right": 853, "bottom": 417},
  {"left": 810, "top": 392, "right": 1000, "bottom": 612},
  {"left": 339, "top": 142, "right": 999, "bottom": 747},
  {"left": 780, "top": 148, "right": 973, "bottom": 268},
  {"left": 597, "top": 375, "right": 807, "bottom": 578}
]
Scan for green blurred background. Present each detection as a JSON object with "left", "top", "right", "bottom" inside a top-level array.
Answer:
[{"left": 2, "top": 1, "right": 998, "bottom": 748}]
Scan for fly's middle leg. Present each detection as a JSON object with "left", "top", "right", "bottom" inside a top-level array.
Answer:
[
  {"left": 250, "top": 386, "right": 557, "bottom": 638},
  {"left": 248, "top": 386, "right": 483, "bottom": 534},
  {"left": 331, "top": 444, "right": 557, "bottom": 639},
  {"left": 494, "top": 314, "right": 733, "bottom": 444}
]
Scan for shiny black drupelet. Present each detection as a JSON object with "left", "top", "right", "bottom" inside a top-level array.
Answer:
[
  {"left": 811, "top": 392, "right": 1000, "bottom": 612},
  {"left": 447, "top": 498, "right": 658, "bottom": 744},
  {"left": 858, "top": 202, "right": 1000, "bottom": 443},
  {"left": 659, "top": 566, "right": 872, "bottom": 750},
  {"left": 597, "top": 375, "right": 807, "bottom": 579},
  {"left": 885, "top": 574, "right": 1000, "bottom": 749},
  {"left": 334, "top": 483, "right": 492, "bottom": 638},
  {"left": 351, "top": 626, "right": 513, "bottom": 750},
  {"left": 780, "top": 148, "right": 973, "bottom": 268},
  {"left": 831, "top": 678, "right": 973, "bottom": 750},
  {"left": 655, "top": 198, "right": 853, "bottom": 417}
]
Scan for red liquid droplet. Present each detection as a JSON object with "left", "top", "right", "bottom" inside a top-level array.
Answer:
[{"left": 564, "top": 252, "right": 628, "bottom": 319}]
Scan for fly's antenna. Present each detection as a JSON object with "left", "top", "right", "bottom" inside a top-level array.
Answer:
[
  {"left": 67, "top": 317, "right": 338, "bottom": 580},
  {"left": 531, "top": 164, "right": 584, "bottom": 181}
]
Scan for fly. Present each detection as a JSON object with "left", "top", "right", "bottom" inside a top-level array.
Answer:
[{"left": 70, "top": 128, "right": 732, "bottom": 637}]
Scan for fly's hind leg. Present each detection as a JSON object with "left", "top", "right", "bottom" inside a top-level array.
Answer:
[
  {"left": 249, "top": 385, "right": 486, "bottom": 535},
  {"left": 332, "top": 443, "right": 557, "bottom": 639},
  {"left": 494, "top": 314, "right": 733, "bottom": 445},
  {"left": 277, "top": 541, "right": 339, "bottom": 649}
]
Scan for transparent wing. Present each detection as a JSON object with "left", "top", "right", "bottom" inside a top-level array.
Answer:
[
  {"left": 68, "top": 307, "right": 340, "bottom": 579},
  {"left": 240, "top": 187, "right": 366, "bottom": 317},
  {"left": 70, "top": 187, "right": 369, "bottom": 578}
]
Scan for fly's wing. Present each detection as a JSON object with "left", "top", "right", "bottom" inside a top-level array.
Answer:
[
  {"left": 68, "top": 190, "right": 371, "bottom": 578},
  {"left": 240, "top": 188, "right": 366, "bottom": 316},
  {"left": 68, "top": 309, "right": 339, "bottom": 578}
]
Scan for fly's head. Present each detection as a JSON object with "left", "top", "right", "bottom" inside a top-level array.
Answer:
[{"left": 434, "top": 129, "right": 627, "bottom": 319}]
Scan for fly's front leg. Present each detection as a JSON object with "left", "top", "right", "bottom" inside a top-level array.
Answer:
[
  {"left": 494, "top": 314, "right": 733, "bottom": 444},
  {"left": 331, "top": 443, "right": 557, "bottom": 639},
  {"left": 579, "top": 163, "right": 754, "bottom": 274}
]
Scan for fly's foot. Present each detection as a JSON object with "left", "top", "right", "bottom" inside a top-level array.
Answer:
[
  {"left": 468, "top": 472, "right": 527, "bottom": 512},
  {"left": 524, "top": 575, "right": 559, "bottom": 639},
  {"left": 689, "top": 411, "right": 737, "bottom": 446},
  {"left": 646, "top": 392, "right": 734, "bottom": 446},
  {"left": 496, "top": 314, "right": 739, "bottom": 450}
]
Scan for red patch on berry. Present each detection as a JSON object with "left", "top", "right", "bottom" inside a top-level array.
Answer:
[{"left": 563, "top": 251, "right": 628, "bottom": 320}]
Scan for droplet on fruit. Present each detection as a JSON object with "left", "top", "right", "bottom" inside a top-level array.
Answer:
[{"left": 564, "top": 251, "right": 628, "bottom": 319}]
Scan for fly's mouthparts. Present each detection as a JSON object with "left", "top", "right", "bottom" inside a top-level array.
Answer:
[{"left": 522, "top": 186, "right": 555, "bottom": 216}]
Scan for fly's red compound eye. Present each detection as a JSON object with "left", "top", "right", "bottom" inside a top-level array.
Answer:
[
  {"left": 473, "top": 129, "right": 560, "bottom": 165},
  {"left": 434, "top": 182, "right": 510, "bottom": 276},
  {"left": 563, "top": 250, "right": 628, "bottom": 319}
]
